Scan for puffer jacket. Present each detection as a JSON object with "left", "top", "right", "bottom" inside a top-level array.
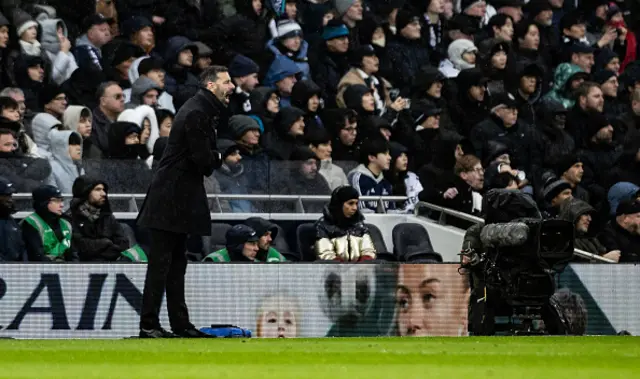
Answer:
[
  {"left": 543, "top": 63, "right": 587, "bottom": 109},
  {"left": 314, "top": 205, "right": 376, "bottom": 261}
]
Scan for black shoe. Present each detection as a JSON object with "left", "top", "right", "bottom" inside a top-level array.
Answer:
[
  {"left": 173, "top": 328, "right": 215, "bottom": 338},
  {"left": 139, "top": 328, "right": 177, "bottom": 338}
]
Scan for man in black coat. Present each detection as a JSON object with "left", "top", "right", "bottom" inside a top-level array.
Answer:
[{"left": 137, "top": 66, "right": 234, "bottom": 338}]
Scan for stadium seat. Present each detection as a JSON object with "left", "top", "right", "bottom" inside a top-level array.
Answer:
[
  {"left": 392, "top": 223, "right": 435, "bottom": 260},
  {"left": 296, "top": 223, "right": 318, "bottom": 262},
  {"left": 365, "top": 223, "right": 388, "bottom": 253},
  {"left": 202, "top": 223, "right": 233, "bottom": 258},
  {"left": 120, "top": 223, "right": 137, "bottom": 247}
]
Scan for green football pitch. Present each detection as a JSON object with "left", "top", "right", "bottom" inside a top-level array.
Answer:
[{"left": 0, "top": 337, "right": 638, "bottom": 379}]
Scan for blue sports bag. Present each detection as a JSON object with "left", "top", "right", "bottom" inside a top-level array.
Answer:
[{"left": 199, "top": 324, "right": 252, "bottom": 338}]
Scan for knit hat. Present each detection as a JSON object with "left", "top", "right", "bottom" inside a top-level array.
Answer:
[
  {"left": 277, "top": 19, "right": 303, "bottom": 39},
  {"left": 389, "top": 141, "right": 408, "bottom": 162},
  {"left": 121, "top": 16, "right": 153, "bottom": 37},
  {"left": 461, "top": 0, "right": 485, "bottom": 12},
  {"left": 229, "top": 115, "right": 261, "bottom": 140},
  {"left": 543, "top": 178, "right": 572, "bottom": 203},
  {"left": 334, "top": 0, "right": 357, "bottom": 15},
  {"left": 137, "top": 57, "right": 164, "bottom": 76},
  {"left": 586, "top": 112, "right": 610, "bottom": 139},
  {"left": 410, "top": 99, "right": 442, "bottom": 125},
  {"left": 396, "top": 9, "right": 419, "bottom": 32},
  {"left": 217, "top": 138, "right": 240, "bottom": 160},
  {"left": 524, "top": 0, "right": 552, "bottom": 16},
  {"left": 593, "top": 69, "right": 616, "bottom": 85},
  {"left": 39, "top": 84, "right": 64, "bottom": 107},
  {"left": 32, "top": 185, "right": 62, "bottom": 210},
  {"left": 225, "top": 224, "right": 259, "bottom": 250},
  {"left": 322, "top": 20, "right": 350, "bottom": 41},
  {"left": 555, "top": 153, "right": 582, "bottom": 176},
  {"left": 244, "top": 217, "right": 278, "bottom": 239},
  {"left": 13, "top": 8, "right": 38, "bottom": 37},
  {"left": 616, "top": 199, "right": 640, "bottom": 216},
  {"left": 228, "top": 54, "right": 260, "bottom": 78},
  {"left": 350, "top": 44, "right": 377, "bottom": 67}
]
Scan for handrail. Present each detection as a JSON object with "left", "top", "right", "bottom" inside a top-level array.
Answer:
[{"left": 413, "top": 201, "right": 615, "bottom": 264}]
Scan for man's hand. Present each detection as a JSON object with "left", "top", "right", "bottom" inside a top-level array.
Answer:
[
  {"left": 443, "top": 187, "right": 459, "bottom": 199},
  {"left": 603, "top": 250, "right": 621, "bottom": 263},
  {"left": 617, "top": 26, "right": 628, "bottom": 41},
  {"left": 597, "top": 27, "right": 618, "bottom": 47},
  {"left": 389, "top": 97, "right": 407, "bottom": 112},
  {"left": 60, "top": 36, "right": 71, "bottom": 53}
]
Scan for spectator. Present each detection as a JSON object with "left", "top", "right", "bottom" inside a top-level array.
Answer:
[
  {"left": 155, "top": 109, "right": 173, "bottom": 138},
  {"left": 248, "top": 87, "right": 280, "bottom": 132},
  {"left": 439, "top": 38, "right": 478, "bottom": 79},
  {"left": 312, "top": 20, "right": 351, "bottom": 107},
  {"left": 450, "top": 68, "right": 490, "bottom": 136},
  {"left": 441, "top": 154, "right": 484, "bottom": 216},
  {"left": 105, "top": 121, "right": 141, "bottom": 159},
  {"left": 0, "top": 176, "right": 25, "bottom": 261},
  {"left": 513, "top": 20, "right": 549, "bottom": 92},
  {"left": 127, "top": 76, "right": 162, "bottom": 109},
  {"left": 306, "top": 127, "right": 348, "bottom": 190},
  {"left": 314, "top": 185, "right": 377, "bottom": 261},
  {"left": 48, "top": 129, "right": 84, "bottom": 195},
  {"left": 266, "top": 20, "right": 311, "bottom": 81},
  {"left": 510, "top": 62, "right": 544, "bottom": 127},
  {"left": 0, "top": 126, "right": 52, "bottom": 192},
  {"left": 92, "top": 81, "right": 125, "bottom": 155},
  {"left": 193, "top": 42, "right": 213, "bottom": 75},
  {"left": 541, "top": 175, "right": 573, "bottom": 218},
  {"left": 264, "top": 54, "right": 302, "bottom": 108},
  {"left": 73, "top": 14, "right": 113, "bottom": 75},
  {"left": 39, "top": 84, "right": 67, "bottom": 120},
  {"left": 411, "top": 66, "right": 456, "bottom": 135},
  {"left": 594, "top": 69, "right": 621, "bottom": 119},
  {"left": 600, "top": 199, "right": 640, "bottom": 262},
  {"left": 0, "top": 96, "right": 37, "bottom": 156},
  {"left": 66, "top": 176, "right": 131, "bottom": 262},
  {"left": 594, "top": 48, "right": 620, "bottom": 74},
  {"left": 263, "top": 106, "right": 306, "bottom": 160},
  {"left": 481, "top": 141, "right": 530, "bottom": 192},
  {"left": 30, "top": 112, "right": 62, "bottom": 158},
  {"left": 543, "top": 63, "right": 588, "bottom": 109},
  {"left": 202, "top": 224, "right": 261, "bottom": 262},
  {"left": 121, "top": 16, "right": 155, "bottom": 55},
  {"left": 244, "top": 217, "right": 287, "bottom": 262},
  {"left": 566, "top": 43, "right": 595, "bottom": 74},
  {"left": 607, "top": 182, "right": 640, "bottom": 217},
  {"left": 386, "top": 10, "right": 430, "bottom": 91},
  {"left": 38, "top": 16, "right": 78, "bottom": 85},
  {"left": 213, "top": 139, "right": 253, "bottom": 213},
  {"left": 124, "top": 57, "right": 174, "bottom": 113},
  {"left": 611, "top": 131, "right": 640, "bottom": 186},
  {"left": 487, "top": 13, "right": 515, "bottom": 42},
  {"left": 117, "top": 105, "right": 160, "bottom": 160},
  {"left": 418, "top": 136, "right": 471, "bottom": 204},
  {"left": 291, "top": 79, "right": 324, "bottom": 134},
  {"left": 21, "top": 185, "right": 77, "bottom": 262},
  {"left": 337, "top": 0, "right": 364, "bottom": 50},
  {"left": 385, "top": 142, "right": 423, "bottom": 213},
  {"left": 325, "top": 108, "right": 360, "bottom": 168},
  {"left": 228, "top": 54, "right": 260, "bottom": 116},
  {"left": 559, "top": 198, "right": 620, "bottom": 262},
  {"left": 162, "top": 36, "right": 199, "bottom": 106},
  {"left": 0, "top": 12, "right": 12, "bottom": 88},
  {"left": 228, "top": 115, "right": 270, "bottom": 195},
  {"left": 347, "top": 137, "right": 393, "bottom": 212},
  {"left": 63, "top": 106, "right": 101, "bottom": 159},
  {"left": 555, "top": 154, "right": 590, "bottom": 203},
  {"left": 14, "top": 55, "right": 46, "bottom": 112},
  {"left": 477, "top": 38, "right": 509, "bottom": 96},
  {"left": 617, "top": 87, "right": 640, "bottom": 139},
  {"left": 98, "top": 40, "right": 145, "bottom": 90},
  {"left": 337, "top": 44, "right": 393, "bottom": 111}
]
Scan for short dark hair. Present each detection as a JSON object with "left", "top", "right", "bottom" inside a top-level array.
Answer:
[
  {"left": 488, "top": 14, "right": 513, "bottom": 37},
  {"left": 360, "top": 137, "right": 389, "bottom": 165},
  {"left": 96, "top": 81, "right": 120, "bottom": 99},
  {"left": 305, "top": 128, "right": 331, "bottom": 146},
  {"left": 0, "top": 128, "right": 16, "bottom": 138},
  {"left": 0, "top": 96, "right": 19, "bottom": 111},
  {"left": 200, "top": 65, "right": 229, "bottom": 85},
  {"left": 576, "top": 81, "right": 600, "bottom": 100},
  {"left": 69, "top": 132, "right": 82, "bottom": 146},
  {"left": 80, "top": 107, "right": 91, "bottom": 119}
]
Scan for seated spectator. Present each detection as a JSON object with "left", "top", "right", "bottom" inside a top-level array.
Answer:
[
  {"left": 66, "top": 176, "right": 134, "bottom": 262},
  {"left": 306, "top": 128, "right": 348, "bottom": 190},
  {"left": 13, "top": 8, "right": 44, "bottom": 59},
  {"left": 228, "top": 115, "right": 269, "bottom": 195},
  {"left": 63, "top": 106, "right": 101, "bottom": 159},
  {"left": 266, "top": 19, "right": 310, "bottom": 82},
  {"left": 248, "top": 87, "right": 279, "bottom": 132},
  {"left": 510, "top": 62, "right": 543, "bottom": 127},
  {"left": 212, "top": 139, "right": 253, "bottom": 213},
  {"left": 0, "top": 96, "right": 38, "bottom": 157},
  {"left": 600, "top": 199, "right": 640, "bottom": 262},
  {"left": 543, "top": 63, "right": 588, "bottom": 109},
  {"left": 442, "top": 154, "right": 484, "bottom": 217},
  {"left": 482, "top": 141, "right": 530, "bottom": 192},
  {"left": 38, "top": 15, "right": 78, "bottom": 85},
  {"left": 72, "top": 14, "right": 113, "bottom": 75},
  {"left": 385, "top": 142, "right": 423, "bottom": 213},
  {"left": 324, "top": 108, "right": 360, "bottom": 169},
  {"left": 244, "top": 217, "right": 287, "bottom": 262},
  {"left": 607, "top": 182, "right": 640, "bottom": 218},
  {"left": 228, "top": 54, "right": 260, "bottom": 117},
  {"left": 31, "top": 112, "right": 63, "bottom": 158},
  {"left": 486, "top": 171, "right": 519, "bottom": 190},
  {"left": 121, "top": 16, "right": 155, "bottom": 55},
  {"left": 264, "top": 54, "right": 302, "bottom": 108},
  {"left": 314, "top": 185, "right": 376, "bottom": 262},
  {"left": 291, "top": 80, "right": 324, "bottom": 135},
  {"left": 21, "top": 185, "right": 77, "bottom": 262},
  {"left": 611, "top": 129, "right": 640, "bottom": 186},
  {"left": 567, "top": 82, "right": 606, "bottom": 148},
  {"left": 312, "top": 20, "right": 351, "bottom": 107},
  {"left": 39, "top": 84, "right": 67, "bottom": 121},
  {"left": 262, "top": 106, "right": 306, "bottom": 160},
  {"left": 93, "top": 82, "right": 126, "bottom": 155},
  {"left": 117, "top": 105, "right": 159, "bottom": 160},
  {"left": 594, "top": 70, "right": 621, "bottom": 119},
  {"left": 439, "top": 39, "right": 478, "bottom": 79},
  {"left": 125, "top": 57, "right": 175, "bottom": 113},
  {"left": 555, "top": 154, "right": 589, "bottom": 203},
  {"left": 126, "top": 76, "right": 162, "bottom": 109},
  {"left": 101, "top": 40, "right": 145, "bottom": 90},
  {"left": 347, "top": 138, "right": 393, "bottom": 213},
  {"left": 163, "top": 36, "right": 199, "bottom": 107},
  {"left": 202, "top": 224, "right": 261, "bottom": 262},
  {"left": 48, "top": 129, "right": 84, "bottom": 195},
  {"left": 386, "top": 10, "right": 430, "bottom": 92},
  {"left": 449, "top": 68, "right": 490, "bottom": 136},
  {"left": 0, "top": 176, "right": 26, "bottom": 261},
  {"left": 559, "top": 198, "right": 620, "bottom": 262},
  {"left": 410, "top": 66, "right": 456, "bottom": 135},
  {"left": 418, "top": 136, "right": 473, "bottom": 204},
  {"left": 155, "top": 109, "right": 173, "bottom": 138},
  {"left": 14, "top": 55, "right": 47, "bottom": 112},
  {"left": 193, "top": 42, "right": 213, "bottom": 75},
  {"left": 477, "top": 38, "right": 509, "bottom": 96},
  {"left": 0, "top": 126, "right": 52, "bottom": 192},
  {"left": 541, "top": 175, "right": 573, "bottom": 218}
]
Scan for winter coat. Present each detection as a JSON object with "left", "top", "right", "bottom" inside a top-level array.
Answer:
[
  {"left": 579, "top": 141, "right": 623, "bottom": 209},
  {"left": 509, "top": 63, "right": 543, "bottom": 128},
  {"left": 607, "top": 182, "right": 640, "bottom": 217},
  {"left": 73, "top": 34, "right": 103, "bottom": 75},
  {"left": 13, "top": 55, "right": 46, "bottom": 112},
  {"left": 247, "top": 86, "right": 277, "bottom": 132},
  {"left": 543, "top": 63, "right": 586, "bottom": 110},
  {"left": 336, "top": 68, "right": 391, "bottom": 111},
  {"left": 347, "top": 164, "right": 395, "bottom": 212},
  {"left": 0, "top": 152, "right": 52, "bottom": 192},
  {"left": 263, "top": 54, "right": 302, "bottom": 107},
  {"left": 117, "top": 105, "right": 160, "bottom": 157},
  {"left": 213, "top": 163, "right": 253, "bottom": 213},
  {"left": 48, "top": 129, "right": 84, "bottom": 195},
  {"left": 610, "top": 134, "right": 640, "bottom": 187},
  {"left": 31, "top": 112, "right": 61, "bottom": 158},
  {"left": 470, "top": 115, "right": 535, "bottom": 173},
  {"left": 39, "top": 17, "right": 78, "bottom": 85},
  {"left": 566, "top": 106, "right": 600, "bottom": 150},
  {"left": 313, "top": 205, "right": 376, "bottom": 261},
  {"left": 268, "top": 162, "right": 331, "bottom": 213},
  {"left": 21, "top": 207, "right": 77, "bottom": 262},
  {"left": 449, "top": 76, "right": 490, "bottom": 137},
  {"left": 65, "top": 178, "right": 130, "bottom": 262},
  {"left": 90, "top": 107, "right": 115, "bottom": 156},
  {"left": 61, "top": 66, "right": 102, "bottom": 110},
  {"left": 311, "top": 48, "right": 350, "bottom": 108},
  {"left": 290, "top": 79, "right": 324, "bottom": 134},
  {"left": 513, "top": 47, "right": 551, "bottom": 93},
  {"left": 63, "top": 105, "right": 102, "bottom": 159},
  {"left": 163, "top": 36, "right": 200, "bottom": 104},
  {"left": 386, "top": 36, "right": 430, "bottom": 93},
  {"left": 126, "top": 77, "right": 162, "bottom": 108},
  {"left": 137, "top": 89, "right": 224, "bottom": 235},
  {"left": 162, "top": 0, "right": 221, "bottom": 46},
  {"left": 559, "top": 198, "right": 607, "bottom": 257},
  {"left": 318, "top": 159, "right": 348, "bottom": 190},
  {"left": 0, "top": 216, "right": 26, "bottom": 261},
  {"left": 600, "top": 220, "right": 640, "bottom": 263},
  {"left": 236, "top": 143, "right": 270, "bottom": 196},
  {"left": 266, "top": 38, "right": 310, "bottom": 81},
  {"left": 261, "top": 107, "right": 305, "bottom": 160},
  {"left": 124, "top": 56, "right": 175, "bottom": 113}
]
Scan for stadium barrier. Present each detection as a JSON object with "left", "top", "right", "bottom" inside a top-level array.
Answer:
[{"left": 0, "top": 263, "right": 637, "bottom": 338}]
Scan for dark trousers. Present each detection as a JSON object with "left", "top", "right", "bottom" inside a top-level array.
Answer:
[{"left": 140, "top": 229, "right": 192, "bottom": 331}]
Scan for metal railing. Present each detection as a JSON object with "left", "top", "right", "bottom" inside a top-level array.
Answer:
[{"left": 413, "top": 201, "right": 615, "bottom": 263}]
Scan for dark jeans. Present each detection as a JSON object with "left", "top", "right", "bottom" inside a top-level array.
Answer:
[{"left": 140, "top": 229, "right": 193, "bottom": 331}]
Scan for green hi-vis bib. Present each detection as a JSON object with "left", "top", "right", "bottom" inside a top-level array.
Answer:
[
  {"left": 121, "top": 244, "right": 148, "bottom": 262},
  {"left": 21, "top": 213, "right": 71, "bottom": 259}
]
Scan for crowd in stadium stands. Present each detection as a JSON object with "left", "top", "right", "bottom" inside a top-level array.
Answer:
[{"left": 0, "top": 0, "right": 639, "bottom": 262}]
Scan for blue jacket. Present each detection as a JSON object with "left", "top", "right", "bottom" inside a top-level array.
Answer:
[
  {"left": 608, "top": 182, "right": 640, "bottom": 217},
  {"left": 0, "top": 217, "right": 26, "bottom": 261},
  {"left": 264, "top": 55, "right": 301, "bottom": 88},
  {"left": 213, "top": 163, "right": 253, "bottom": 213},
  {"left": 347, "top": 164, "right": 395, "bottom": 212},
  {"left": 266, "top": 39, "right": 310, "bottom": 82}
]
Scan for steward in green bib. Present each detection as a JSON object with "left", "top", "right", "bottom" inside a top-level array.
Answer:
[
  {"left": 21, "top": 185, "right": 78, "bottom": 262},
  {"left": 244, "top": 217, "right": 287, "bottom": 262},
  {"left": 203, "top": 224, "right": 285, "bottom": 262}
]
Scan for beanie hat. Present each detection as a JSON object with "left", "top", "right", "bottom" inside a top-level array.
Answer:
[
  {"left": 137, "top": 57, "right": 164, "bottom": 76},
  {"left": 225, "top": 224, "right": 259, "bottom": 250},
  {"left": 13, "top": 8, "right": 38, "bottom": 37},
  {"left": 111, "top": 43, "right": 143, "bottom": 67},
  {"left": 217, "top": 138, "right": 240, "bottom": 160},
  {"left": 334, "top": 0, "right": 357, "bottom": 15},
  {"left": 396, "top": 9, "right": 419, "bottom": 32},
  {"left": 229, "top": 115, "right": 261, "bottom": 140},
  {"left": 277, "top": 19, "right": 303, "bottom": 39},
  {"left": 32, "top": 185, "right": 62, "bottom": 211},
  {"left": 555, "top": 153, "right": 582, "bottom": 176},
  {"left": 543, "top": 178, "right": 572, "bottom": 203},
  {"left": 461, "top": 0, "right": 485, "bottom": 12},
  {"left": 322, "top": 20, "right": 350, "bottom": 41},
  {"left": 228, "top": 54, "right": 260, "bottom": 78},
  {"left": 593, "top": 69, "right": 616, "bottom": 85},
  {"left": 121, "top": 16, "right": 153, "bottom": 37},
  {"left": 39, "top": 84, "right": 64, "bottom": 107},
  {"left": 244, "top": 217, "right": 278, "bottom": 239},
  {"left": 349, "top": 44, "right": 377, "bottom": 67},
  {"left": 616, "top": 199, "right": 640, "bottom": 216}
]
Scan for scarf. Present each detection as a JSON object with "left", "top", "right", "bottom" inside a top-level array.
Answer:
[
  {"left": 20, "top": 39, "right": 41, "bottom": 56},
  {"left": 608, "top": 20, "right": 637, "bottom": 73},
  {"left": 79, "top": 201, "right": 101, "bottom": 222}
]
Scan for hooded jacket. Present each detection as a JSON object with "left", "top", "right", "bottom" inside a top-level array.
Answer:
[
  {"left": 163, "top": 36, "right": 200, "bottom": 102},
  {"left": 347, "top": 164, "right": 394, "bottom": 213},
  {"left": 48, "top": 129, "right": 84, "bottom": 195},
  {"left": 248, "top": 86, "right": 277, "bottom": 133},
  {"left": 386, "top": 34, "right": 431, "bottom": 92},
  {"left": 0, "top": 149, "right": 52, "bottom": 193},
  {"left": 266, "top": 37, "right": 310, "bottom": 82},
  {"left": 127, "top": 77, "right": 162, "bottom": 108},
  {"left": 440, "top": 39, "right": 477, "bottom": 78},
  {"left": 14, "top": 55, "right": 46, "bottom": 111},
  {"left": 559, "top": 198, "right": 607, "bottom": 257},
  {"left": 62, "top": 105, "right": 102, "bottom": 159},
  {"left": 262, "top": 107, "right": 305, "bottom": 160},
  {"left": 449, "top": 68, "right": 490, "bottom": 137},
  {"left": 31, "top": 112, "right": 61, "bottom": 158},
  {"left": 311, "top": 45, "right": 350, "bottom": 108},
  {"left": 38, "top": 17, "right": 78, "bottom": 85},
  {"left": 124, "top": 56, "right": 175, "bottom": 113},
  {"left": 264, "top": 55, "right": 302, "bottom": 107},
  {"left": 243, "top": 217, "right": 286, "bottom": 262},
  {"left": 543, "top": 63, "right": 586, "bottom": 109},
  {"left": 117, "top": 105, "right": 159, "bottom": 156},
  {"left": 607, "top": 182, "right": 640, "bottom": 217},
  {"left": 213, "top": 139, "right": 253, "bottom": 213},
  {"left": 291, "top": 79, "right": 324, "bottom": 134},
  {"left": 600, "top": 219, "right": 640, "bottom": 263}
]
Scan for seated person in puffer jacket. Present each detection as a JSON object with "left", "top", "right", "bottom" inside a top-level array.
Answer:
[
  {"left": 203, "top": 224, "right": 262, "bottom": 263},
  {"left": 314, "top": 185, "right": 376, "bottom": 262}
]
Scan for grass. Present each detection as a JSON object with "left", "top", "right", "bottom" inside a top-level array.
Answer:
[{"left": 0, "top": 337, "right": 638, "bottom": 378}]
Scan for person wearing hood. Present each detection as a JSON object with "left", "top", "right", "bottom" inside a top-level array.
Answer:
[
  {"left": 212, "top": 138, "right": 253, "bottom": 213},
  {"left": 47, "top": 129, "right": 84, "bottom": 195},
  {"left": 38, "top": 84, "right": 68, "bottom": 121},
  {"left": 193, "top": 41, "right": 213, "bottom": 75},
  {"left": 306, "top": 127, "right": 348, "bottom": 190},
  {"left": 0, "top": 126, "right": 52, "bottom": 192},
  {"left": 0, "top": 95, "right": 38, "bottom": 157},
  {"left": 127, "top": 76, "right": 162, "bottom": 110},
  {"left": 477, "top": 38, "right": 510, "bottom": 97},
  {"left": 600, "top": 198, "right": 640, "bottom": 263},
  {"left": 410, "top": 66, "right": 457, "bottom": 136},
  {"left": 264, "top": 54, "right": 302, "bottom": 108},
  {"left": 21, "top": 185, "right": 77, "bottom": 262},
  {"left": 248, "top": 86, "right": 279, "bottom": 133},
  {"left": 313, "top": 185, "right": 377, "bottom": 261},
  {"left": 73, "top": 14, "right": 113, "bottom": 75},
  {"left": 356, "top": 13, "right": 392, "bottom": 80},
  {"left": 63, "top": 105, "right": 101, "bottom": 159},
  {"left": 311, "top": 20, "right": 351, "bottom": 108},
  {"left": 291, "top": 79, "right": 324, "bottom": 134},
  {"left": 266, "top": 20, "right": 310, "bottom": 82},
  {"left": 202, "top": 224, "right": 262, "bottom": 263},
  {"left": 117, "top": 105, "right": 159, "bottom": 160},
  {"left": 347, "top": 137, "right": 394, "bottom": 213},
  {"left": 439, "top": 38, "right": 478, "bottom": 79},
  {"left": 101, "top": 40, "right": 145, "bottom": 90},
  {"left": 227, "top": 114, "right": 270, "bottom": 200},
  {"left": 554, "top": 153, "right": 590, "bottom": 203},
  {"left": 262, "top": 106, "right": 306, "bottom": 160},
  {"left": 593, "top": 48, "right": 620, "bottom": 75},
  {"left": 542, "top": 63, "right": 589, "bottom": 109},
  {"left": 341, "top": 84, "right": 386, "bottom": 142},
  {"left": 0, "top": 176, "right": 26, "bottom": 261},
  {"left": 539, "top": 174, "right": 574, "bottom": 218},
  {"left": 509, "top": 62, "right": 543, "bottom": 127},
  {"left": 37, "top": 16, "right": 78, "bottom": 85},
  {"left": 124, "top": 57, "right": 175, "bottom": 113},
  {"left": 31, "top": 111, "right": 62, "bottom": 158},
  {"left": 244, "top": 217, "right": 287, "bottom": 262},
  {"left": 121, "top": 16, "right": 155, "bottom": 55},
  {"left": 513, "top": 19, "right": 550, "bottom": 92},
  {"left": 14, "top": 55, "right": 47, "bottom": 113},
  {"left": 228, "top": 54, "right": 261, "bottom": 117},
  {"left": 65, "top": 175, "right": 132, "bottom": 262},
  {"left": 384, "top": 142, "right": 423, "bottom": 213},
  {"left": 449, "top": 68, "right": 490, "bottom": 136},
  {"left": 607, "top": 181, "right": 640, "bottom": 218},
  {"left": 386, "top": 10, "right": 430, "bottom": 92},
  {"left": 105, "top": 120, "right": 141, "bottom": 159},
  {"left": 163, "top": 36, "right": 200, "bottom": 107},
  {"left": 559, "top": 197, "right": 620, "bottom": 261},
  {"left": 392, "top": 99, "right": 443, "bottom": 170}
]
